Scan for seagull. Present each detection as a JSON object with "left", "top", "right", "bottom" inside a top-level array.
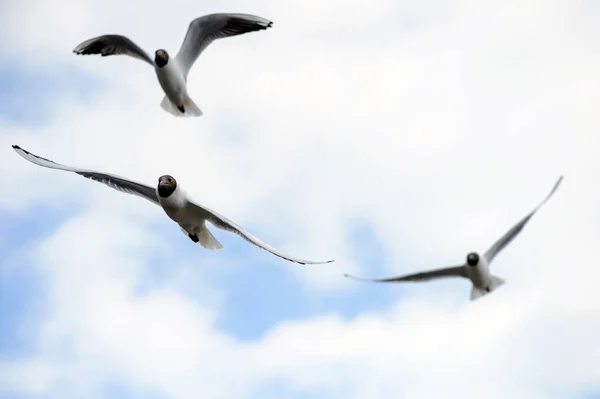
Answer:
[
  {"left": 345, "top": 176, "right": 563, "bottom": 301},
  {"left": 12, "top": 145, "right": 334, "bottom": 266},
  {"left": 73, "top": 13, "right": 273, "bottom": 117}
]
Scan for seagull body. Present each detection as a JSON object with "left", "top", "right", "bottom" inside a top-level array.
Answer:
[
  {"left": 345, "top": 176, "right": 563, "bottom": 301},
  {"left": 73, "top": 13, "right": 273, "bottom": 117},
  {"left": 155, "top": 56, "right": 190, "bottom": 116},
  {"left": 12, "top": 145, "right": 333, "bottom": 266}
]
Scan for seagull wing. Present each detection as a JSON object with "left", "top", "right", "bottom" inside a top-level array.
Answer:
[
  {"left": 344, "top": 265, "right": 468, "bottom": 283},
  {"left": 183, "top": 198, "right": 333, "bottom": 265},
  {"left": 73, "top": 34, "right": 154, "bottom": 66},
  {"left": 12, "top": 145, "right": 159, "bottom": 205},
  {"left": 175, "top": 13, "right": 272, "bottom": 79},
  {"left": 484, "top": 175, "right": 563, "bottom": 264}
]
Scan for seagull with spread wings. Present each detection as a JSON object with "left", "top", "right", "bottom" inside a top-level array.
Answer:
[
  {"left": 12, "top": 145, "right": 334, "bottom": 266},
  {"left": 345, "top": 176, "right": 563, "bottom": 300},
  {"left": 73, "top": 13, "right": 273, "bottom": 117}
]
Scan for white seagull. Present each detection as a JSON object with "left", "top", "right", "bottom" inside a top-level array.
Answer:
[
  {"left": 12, "top": 145, "right": 333, "bottom": 266},
  {"left": 73, "top": 13, "right": 273, "bottom": 117},
  {"left": 345, "top": 176, "right": 563, "bottom": 300}
]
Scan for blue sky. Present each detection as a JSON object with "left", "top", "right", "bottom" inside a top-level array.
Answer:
[
  {"left": 2, "top": 0, "right": 600, "bottom": 398},
  {"left": 0, "top": 116, "right": 396, "bottom": 346},
  {"left": 0, "top": 62, "right": 399, "bottom": 366},
  {"left": 0, "top": 67, "right": 75, "bottom": 360}
]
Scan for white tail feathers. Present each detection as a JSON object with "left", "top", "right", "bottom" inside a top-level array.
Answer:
[
  {"left": 180, "top": 225, "right": 224, "bottom": 250},
  {"left": 160, "top": 96, "right": 179, "bottom": 116},
  {"left": 160, "top": 95, "right": 203, "bottom": 117},
  {"left": 197, "top": 226, "right": 223, "bottom": 250},
  {"left": 470, "top": 275, "right": 506, "bottom": 301}
]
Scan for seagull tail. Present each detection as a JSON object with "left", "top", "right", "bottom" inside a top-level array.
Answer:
[
  {"left": 180, "top": 226, "right": 223, "bottom": 250},
  {"left": 469, "top": 275, "right": 505, "bottom": 301},
  {"left": 160, "top": 95, "right": 203, "bottom": 118}
]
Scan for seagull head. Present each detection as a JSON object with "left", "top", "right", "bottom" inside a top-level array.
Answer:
[
  {"left": 158, "top": 175, "right": 177, "bottom": 198},
  {"left": 466, "top": 252, "right": 479, "bottom": 267},
  {"left": 155, "top": 49, "right": 169, "bottom": 68}
]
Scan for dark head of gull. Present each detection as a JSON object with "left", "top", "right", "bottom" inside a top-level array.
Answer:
[
  {"left": 155, "top": 49, "right": 169, "bottom": 68},
  {"left": 158, "top": 175, "right": 177, "bottom": 198},
  {"left": 466, "top": 252, "right": 479, "bottom": 267}
]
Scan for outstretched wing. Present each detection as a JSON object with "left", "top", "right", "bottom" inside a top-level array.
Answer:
[
  {"left": 175, "top": 13, "right": 272, "bottom": 79},
  {"left": 344, "top": 265, "right": 468, "bottom": 283},
  {"left": 183, "top": 199, "right": 333, "bottom": 265},
  {"left": 484, "top": 175, "right": 563, "bottom": 264},
  {"left": 12, "top": 145, "right": 159, "bottom": 205},
  {"left": 73, "top": 34, "right": 154, "bottom": 66}
]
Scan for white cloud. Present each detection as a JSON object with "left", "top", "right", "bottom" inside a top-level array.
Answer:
[{"left": 2, "top": 0, "right": 600, "bottom": 397}]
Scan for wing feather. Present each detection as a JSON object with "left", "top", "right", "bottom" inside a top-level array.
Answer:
[
  {"left": 12, "top": 145, "right": 159, "bottom": 205},
  {"left": 344, "top": 265, "right": 468, "bottom": 283},
  {"left": 484, "top": 176, "right": 563, "bottom": 264},
  {"left": 185, "top": 199, "right": 333, "bottom": 265},
  {"left": 175, "top": 13, "right": 272, "bottom": 79},
  {"left": 73, "top": 34, "right": 154, "bottom": 65}
]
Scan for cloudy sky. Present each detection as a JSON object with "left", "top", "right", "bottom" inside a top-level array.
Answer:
[{"left": 1, "top": 0, "right": 600, "bottom": 398}]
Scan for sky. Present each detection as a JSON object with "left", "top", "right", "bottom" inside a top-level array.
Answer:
[{"left": 1, "top": 0, "right": 600, "bottom": 398}]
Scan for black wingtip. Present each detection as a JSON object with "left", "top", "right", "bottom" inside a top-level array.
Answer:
[
  {"left": 549, "top": 175, "right": 564, "bottom": 195},
  {"left": 316, "top": 259, "right": 335, "bottom": 265},
  {"left": 12, "top": 145, "right": 28, "bottom": 155},
  {"left": 298, "top": 259, "right": 334, "bottom": 265}
]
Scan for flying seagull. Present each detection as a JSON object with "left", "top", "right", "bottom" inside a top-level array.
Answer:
[
  {"left": 12, "top": 145, "right": 333, "bottom": 266},
  {"left": 73, "top": 13, "right": 273, "bottom": 117},
  {"left": 345, "top": 176, "right": 563, "bottom": 300}
]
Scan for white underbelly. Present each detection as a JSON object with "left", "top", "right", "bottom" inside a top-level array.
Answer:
[
  {"left": 468, "top": 265, "right": 491, "bottom": 288},
  {"left": 155, "top": 64, "right": 186, "bottom": 104},
  {"left": 160, "top": 202, "right": 198, "bottom": 232},
  {"left": 161, "top": 204, "right": 182, "bottom": 223}
]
